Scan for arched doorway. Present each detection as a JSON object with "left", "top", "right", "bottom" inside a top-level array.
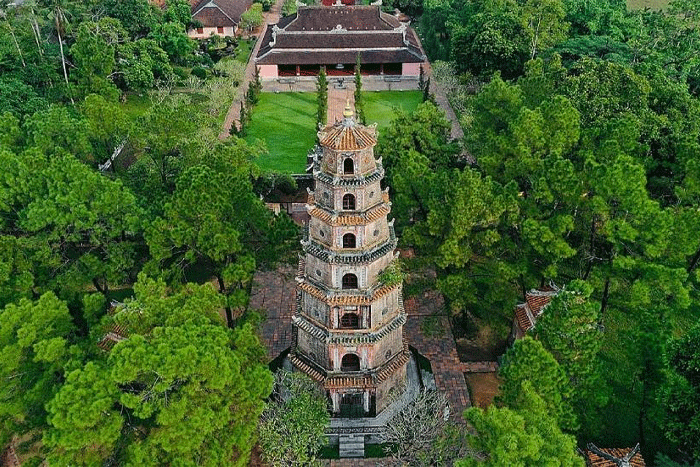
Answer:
[
  {"left": 344, "top": 158, "right": 354, "bottom": 174},
  {"left": 342, "top": 193, "right": 355, "bottom": 210},
  {"left": 341, "top": 353, "right": 360, "bottom": 371},
  {"left": 342, "top": 273, "right": 358, "bottom": 289},
  {"left": 343, "top": 233, "right": 356, "bottom": 248}
]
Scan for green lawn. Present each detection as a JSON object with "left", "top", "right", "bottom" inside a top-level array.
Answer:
[
  {"left": 626, "top": 0, "right": 670, "bottom": 9},
  {"left": 235, "top": 38, "right": 255, "bottom": 65},
  {"left": 246, "top": 92, "right": 317, "bottom": 174},
  {"left": 363, "top": 91, "right": 423, "bottom": 131}
]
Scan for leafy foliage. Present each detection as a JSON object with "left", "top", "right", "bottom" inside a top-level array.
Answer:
[{"left": 258, "top": 371, "right": 330, "bottom": 467}]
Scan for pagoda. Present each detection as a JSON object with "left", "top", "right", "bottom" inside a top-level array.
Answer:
[{"left": 289, "top": 104, "right": 410, "bottom": 418}]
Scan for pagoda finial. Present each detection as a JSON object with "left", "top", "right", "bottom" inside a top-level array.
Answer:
[{"left": 343, "top": 99, "right": 354, "bottom": 119}]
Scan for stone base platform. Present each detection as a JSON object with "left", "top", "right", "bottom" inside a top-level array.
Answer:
[{"left": 323, "top": 354, "right": 427, "bottom": 450}]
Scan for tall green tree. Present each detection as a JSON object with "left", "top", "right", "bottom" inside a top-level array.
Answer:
[
  {"left": 44, "top": 276, "right": 274, "bottom": 466},
  {"left": 145, "top": 140, "right": 296, "bottom": 326},
  {"left": 259, "top": 371, "right": 330, "bottom": 467},
  {"left": 457, "top": 382, "right": 584, "bottom": 467},
  {"left": 0, "top": 293, "right": 80, "bottom": 450},
  {"left": 661, "top": 322, "right": 700, "bottom": 460},
  {"left": 316, "top": 66, "right": 328, "bottom": 127},
  {"left": 499, "top": 337, "right": 577, "bottom": 431}
]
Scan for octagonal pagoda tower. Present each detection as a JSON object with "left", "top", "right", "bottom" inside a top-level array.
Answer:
[{"left": 290, "top": 104, "right": 409, "bottom": 418}]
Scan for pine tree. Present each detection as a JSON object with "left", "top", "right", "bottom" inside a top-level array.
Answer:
[
  {"left": 354, "top": 54, "right": 365, "bottom": 124},
  {"left": 316, "top": 66, "right": 328, "bottom": 127}
]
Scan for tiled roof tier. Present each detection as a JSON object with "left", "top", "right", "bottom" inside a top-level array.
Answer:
[
  {"left": 307, "top": 201, "right": 390, "bottom": 226},
  {"left": 297, "top": 278, "right": 400, "bottom": 306},
  {"left": 319, "top": 120, "right": 378, "bottom": 151},
  {"left": 293, "top": 313, "right": 406, "bottom": 345},
  {"left": 513, "top": 287, "right": 559, "bottom": 334},
  {"left": 284, "top": 5, "right": 401, "bottom": 31},
  {"left": 375, "top": 345, "right": 410, "bottom": 384},
  {"left": 582, "top": 444, "right": 645, "bottom": 467},
  {"left": 96, "top": 323, "right": 129, "bottom": 351},
  {"left": 302, "top": 234, "right": 396, "bottom": 265},
  {"left": 315, "top": 165, "right": 384, "bottom": 186},
  {"left": 257, "top": 49, "right": 424, "bottom": 65},
  {"left": 290, "top": 353, "right": 326, "bottom": 382}
]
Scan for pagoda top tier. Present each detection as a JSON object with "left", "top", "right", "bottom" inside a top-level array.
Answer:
[{"left": 317, "top": 103, "right": 379, "bottom": 177}]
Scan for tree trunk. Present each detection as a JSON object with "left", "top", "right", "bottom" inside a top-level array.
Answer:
[
  {"left": 92, "top": 277, "right": 109, "bottom": 299},
  {"left": 55, "top": 11, "right": 74, "bottom": 105},
  {"left": 216, "top": 274, "right": 234, "bottom": 328},
  {"left": 5, "top": 21, "right": 26, "bottom": 67},
  {"left": 583, "top": 217, "right": 596, "bottom": 280},
  {"left": 599, "top": 277, "right": 610, "bottom": 318},
  {"left": 687, "top": 244, "right": 700, "bottom": 274}
]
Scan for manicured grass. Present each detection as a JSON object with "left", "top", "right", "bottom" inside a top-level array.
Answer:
[
  {"left": 627, "top": 0, "right": 670, "bottom": 10},
  {"left": 246, "top": 92, "right": 317, "bottom": 174},
  {"left": 234, "top": 38, "right": 255, "bottom": 65},
  {"left": 363, "top": 90, "right": 423, "bottom": 131}
]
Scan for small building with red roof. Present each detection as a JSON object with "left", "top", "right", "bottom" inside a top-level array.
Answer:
[
  {"left": 189, "top": 0, "right": 254, "bottom": 39},
  {"left": 511, "top": 286, "right": 559, "bottom": 341},
  {"left": 581, "top": 444, "right": 646, "bottom": 467}
]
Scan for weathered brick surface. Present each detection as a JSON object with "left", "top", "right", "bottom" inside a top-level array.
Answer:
[
  {"left": 250, "top": 265, "right": 297, "bottom": 359},
  {"left": 403, "top": 291, "right": 472, "bottom": 422}
]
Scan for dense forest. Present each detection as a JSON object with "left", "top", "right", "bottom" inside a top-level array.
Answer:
[
  {"left": 0, "top": 0, "right": 298, "bottom": 464},
  {"left": 376, "top": 0, "right": 700, "bottom": 464},
  {"left": 1, "top": 0, "right": 700, "bottom": 465}
]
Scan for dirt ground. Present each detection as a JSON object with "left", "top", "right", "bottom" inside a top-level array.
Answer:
[{"left": 464, "top": 372, "right": 501, "bottom": 409}]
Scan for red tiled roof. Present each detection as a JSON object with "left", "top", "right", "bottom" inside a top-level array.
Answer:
[
  {"left": 583, "top": 445, "right": 645, "bottom": 467},
  {"left": 319, "top": 120, "right": 377, "bottom": 151},
  {"left": 255, "top": 5, "right": 425, "bottom": 65},
  {"left": 513, "top": 288, "right": 558, "bottom": 334},
  {"left": 192, "top": 0, "right": 254, "bottom": 27}
]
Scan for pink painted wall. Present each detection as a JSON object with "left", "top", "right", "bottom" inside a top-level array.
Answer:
[
  {"left": 188, "top": 26, "right": 236, "bottom": 39},
  {"left": 402, "top": 62, "right": 421, "bottom": 76},
  {"left": 258, "top": 64, "right": 279, "bottom": 79}
]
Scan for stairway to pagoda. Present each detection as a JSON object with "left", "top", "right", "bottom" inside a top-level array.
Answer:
[{"left": 338, "top": 433, "right": 365, "bottom": 458}]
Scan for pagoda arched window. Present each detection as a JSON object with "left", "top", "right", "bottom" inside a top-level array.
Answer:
[
  {"left": 344, "top": 157, "right": 354, "bottom": 174},
  {"left": 342, "top": 273, "right": 358, "bottom": 289},
  {"left": 342, "top": 194, "right": 355, "bottom": 210},
  {"left": 341, "top": 312, "right": 360, "bottom": 329},
  {"left": 343, "top": 233, "right": 356, "bottom": 248},
  {"left": 341, "top": 353, "right": 360, "bottom": 371}
]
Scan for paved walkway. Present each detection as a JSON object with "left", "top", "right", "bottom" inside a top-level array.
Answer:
[
  {"left": 249, "top": 264, "right": 296, "bottom": 360},
  {"left": 327, "top": 86, "right": 354, "bottom": 124},
  {"left": 403, "top": 290, "right": 471, "bottom": 423},
  {"left": 219, "top": 0, "right": 285, "bottom": 139}
]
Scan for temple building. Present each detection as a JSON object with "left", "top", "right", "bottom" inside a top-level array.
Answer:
[
  {"left": 255, "top": 5, "right": 425, "bottom": 79},
  {"left": 581, "top": 444, "right": 645, "bottom": 467},
  {"left": 289, "top": 104, "right": 410, "bottom": 418}
]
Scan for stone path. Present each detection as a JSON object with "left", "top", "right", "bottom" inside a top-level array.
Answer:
[
  {"left": 249, "top": 265, "right": 296, "bottom": 360},
  {"left": 219, "top": 0, "right": 284, "bottom": 139},
  {"left": 327, "top": 86, "right": 354, "bottom": 124},
  {"left": 403, "top": 290, "right": 471, "bottom": 423}
]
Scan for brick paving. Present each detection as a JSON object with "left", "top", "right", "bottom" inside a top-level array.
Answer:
[
  {"left": 249, "top": 264, "right": 297, "bottom": 359},
  {"left": 327, "top": 86, "right": 354, "bottom": 125},
  {"left": 403, "top": 290, "right": 471, "bottom": 423}
]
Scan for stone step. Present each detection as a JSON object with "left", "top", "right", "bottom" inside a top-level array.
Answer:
[{"left": 339, "top": 434, "right": 365, "bottom": 458}]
